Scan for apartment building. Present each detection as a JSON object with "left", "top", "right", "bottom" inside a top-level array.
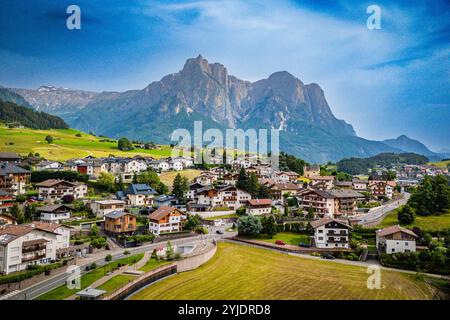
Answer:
[
  {"left": 104, "top": 211, "right": 137, "bottom": 235},
  {"left": 124, "top": 184, "right": 157, "bottom": 206},
  {"left": 376, "top": 225, "right": 418, "bottom": 254},
  {"left": 90, "top": 200, "right": 125, "bottom": 217},
  {"left": 36, "top": 179, "right": 88, "bottom": 202},
  {"left": 0, "top": 222, "right": 69, "bottom": 274},
  {"left": 148, "top": 206, "right": 184, "bottom": 236},
  {"left": 310, "top": 217, "right": 352, "bottom": 249},
  {"left": 0, "top": 190, "right": 14, "bottom": 214},
  {"left": 299, "top": 189, "right": 363, "bottom": 218},
  {"left": 246, "top": 199, "right": 272, "bottom": 215},
  {"left": 196, "top": 186, "right": 252, "bottom": 210},
  {"left": 0, "top": 162, "right": 31, "bottom": 195},
  {"left": 37, "top": 204, "right": 72, "bottom": 223}
]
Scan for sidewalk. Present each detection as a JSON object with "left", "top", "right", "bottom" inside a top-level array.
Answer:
[{"left": 65, "top": 250, "right": 152, "bottom": 300}]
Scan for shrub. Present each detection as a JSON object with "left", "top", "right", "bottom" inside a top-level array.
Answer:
[{"left": 0, "top": 262, "right": 63, "bottom": 284}]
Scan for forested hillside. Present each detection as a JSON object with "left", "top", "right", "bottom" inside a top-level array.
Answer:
[
  {"left": 0, "top": 100, "right": 68, "bottom": 129},
  {"left": 337, "top": 153, "right": 429, "bottom": 175}
]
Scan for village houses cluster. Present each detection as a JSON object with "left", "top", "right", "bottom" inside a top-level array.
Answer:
[{"left": 1, "top": 150, "right": 443, "bottom": 276}]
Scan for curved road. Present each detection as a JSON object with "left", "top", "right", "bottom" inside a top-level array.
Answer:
[
  {"left": 5, "top": 228, "right": 235, "bottom": 300},
  {"left": 357, "top": 192, "right": 410, "bottom": 227}
]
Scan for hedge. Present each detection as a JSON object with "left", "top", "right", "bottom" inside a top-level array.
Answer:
[
  {"left": 31, "top": 170, "right": 89, "bottom": 183},
  {"left": 0, "top": 261, "right": 65, "bottom": 284}
]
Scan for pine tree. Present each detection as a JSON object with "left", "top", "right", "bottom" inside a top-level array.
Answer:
[
  {"left": 397, "top": 204, "right": 415, "bottom": 225},
  {"left": 172, "top": 173, "right": 189, "bottom": 203},
  {"left": 236, "top": 168, "right": 248, "bottom": 191},
  {"left": 10, "top": 203, "right": 25, "bottom": 224}
]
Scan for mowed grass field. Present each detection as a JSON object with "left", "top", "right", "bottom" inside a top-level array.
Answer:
[
  {"left": 246, "top": 232, "right": 310, "bottom": 246},
  {"left": 159, "top": 169, "right": 203, "bottom": 189},
  {"left": 376, "top": 207, "right": 450, "bottom": 232},
  {"left": 130, "top": 242, "right": 437, "bottom": 300},
  {"left": 0, "top": 125, "right": 172, "bottom": 160},
  {"left": 428, "top": 160, "right": 450, "bottom": 169}
]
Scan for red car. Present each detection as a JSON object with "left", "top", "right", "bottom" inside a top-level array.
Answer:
[{"left": 275, "top": 240, "right": 285, "bottom": 245}]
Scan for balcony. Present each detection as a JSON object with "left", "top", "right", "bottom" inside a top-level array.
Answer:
[
  {"left": 22, "top": 253, "right": 46, "bottom": 262},
  {"left": 327, "top": 239, "right": 348, "bottom": 244},
  {"left": 327, "top": 232, "right": 347, "bottom": 236}
]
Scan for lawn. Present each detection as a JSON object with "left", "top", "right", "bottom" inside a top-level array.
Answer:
[
  {"left": 138, "top": 257, "right": 170, "bottom": 273},
  {"left": 96, "top": 274, "right": 137, "bottom": 295},
  {"left": 428, "top": 160, "right": 450, "bottom": 169},
  {"left": 247, "top": 232, "right": 310, "bottom": 246},
  {"left": 0, "top": 125, "right": 172, "bottom": 160},
  {"left": 376, "top": 208, "right": 450, "bottom": 232},
  {"left": 36, "top": 253, "right": 144, "bottom": 300},
  {"left": 159, "top": 169, "right": 203, "bottom": 189},
  {"left": 129, "top": 242, "right": 438, "bottom": 300},
  {"left": 204, "top": 214, "right": 238, "bottom": 220}
]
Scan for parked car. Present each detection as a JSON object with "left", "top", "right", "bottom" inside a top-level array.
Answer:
[
  {"left": 298, "top": 242, "right": 310, "bottom": 248},
  {"left": 216, "top": 230, "right": 224, "bottom": 234},
  {"left": 321, "top": 253, "right": 335, "bottom": 260},
  {"left": 275, "top": 240, "right": 285, "bottom": 245}
]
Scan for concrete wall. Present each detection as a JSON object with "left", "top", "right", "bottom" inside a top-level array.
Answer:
[
  {"left": 176, "top": 242, "right": 217, "bottom": 272},
  {"left": 104, "top": 241, "right": 217, "bottom": 300}
]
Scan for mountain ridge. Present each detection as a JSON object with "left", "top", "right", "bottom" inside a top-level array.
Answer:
[{"left": 0, "top": 56, "right": 441, "bottom": 163}]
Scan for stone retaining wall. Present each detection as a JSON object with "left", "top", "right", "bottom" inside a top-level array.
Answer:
[{"left": 103, "top": 241, "right": 217, "bottom": 300}]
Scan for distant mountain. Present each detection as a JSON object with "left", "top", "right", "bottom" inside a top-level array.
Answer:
[
  {"left": 11, "top": 85, "right": 98, "bottom": 116},
  {"left": 0, "top": 87, "right": 33, "bottom": 109},
  {"left": 383, "top": 135, "right": 443, "bottom": 161},
  {"left": 3, "top": 55, "right": 410, "bottom": 162},
  {"left": 0, "top": 100, "right": 68, "bottom": 129}
]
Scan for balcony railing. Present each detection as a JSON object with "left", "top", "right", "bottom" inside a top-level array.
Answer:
[
  {"left": 327, "top": 232, "right": 347, "bottom": 236},
  {"left": 22, "top": 245, "right": 46, "bottom": 253},
  {"left": 21, "top": 253, "right": 46, "bottom": 262},
  {"left": 327, "top": 239, "right": 348, "bottom": 244}
]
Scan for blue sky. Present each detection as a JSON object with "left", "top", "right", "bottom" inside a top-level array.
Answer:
[{"left": 0, "top": 0, "right": 449, "bottom": 151}]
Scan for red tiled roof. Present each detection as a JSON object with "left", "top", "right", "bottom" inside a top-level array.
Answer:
[
  {"left": 248, "top": 199, "right": 272, "bottom": 206},
  {"left": 148, "top": 206, "right": 180, "bottom": 221},
  {"left": 376, "top": 225, "right": 418, "bottom": 238}
]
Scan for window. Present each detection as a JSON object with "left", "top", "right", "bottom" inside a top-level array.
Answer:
[
  {"left": 318, "top": 230, "right": 323, "bottom": 233},
  {"left": 318, "top": 237, "right": 323, "bottom": 240}
]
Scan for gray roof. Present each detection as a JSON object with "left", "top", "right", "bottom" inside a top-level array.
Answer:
[
  {"left": 37, "top": 204, "right": 73, "bottom": 213},
  {"left": 310, "top": 217, "right": 351, "bottom": 229},
  {"left": 125, "top": 184, "right": 157, "bottom": 195},
  {"left": 154, "top": 195, "right": 177, "bottom": 202},
  {"left": 327, "top": 190, "right": 364, "bottom": 198},
  {"left": 303, "top": 188, "right": 363, "bottom": 199},
  {"left": 0, "top": 152, "right": 21, "bottom": 159},
  {"left": 104, "top": 210, "right": 135, "bottom": 219},
  {"left": 0, "top": 162, "right": 30, "bottom": 175},
  {"left": 75, "top": 287, "right": 106, "bottom": 298}
]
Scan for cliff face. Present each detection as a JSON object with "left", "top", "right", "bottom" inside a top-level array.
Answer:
[{"left": 5, "top": 55, "right": 404, "bottom": 162}]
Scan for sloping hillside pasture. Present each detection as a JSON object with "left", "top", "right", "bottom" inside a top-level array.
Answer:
[
  {"left": 0, "top": 125, "right": 172, "bottom": 160},
  {"left": 130, "top": 242, "right": 438, "bottom": 300}
]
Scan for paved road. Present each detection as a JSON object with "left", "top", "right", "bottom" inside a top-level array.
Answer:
[
  {"left": 357, "top": 192, "right": 410, "bottom": 227},
  {"left": 5, "top": 229, "right": 236, "bottom": 300}
]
